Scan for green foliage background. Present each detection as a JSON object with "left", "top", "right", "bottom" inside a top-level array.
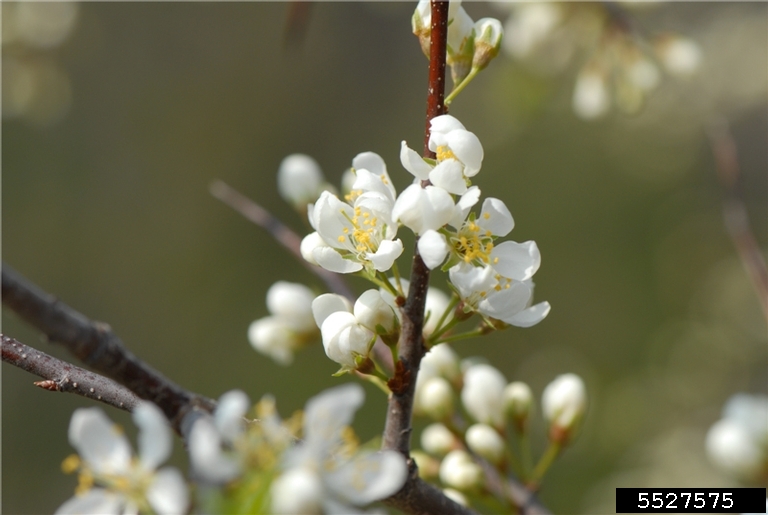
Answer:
[{"left": 3, "top": 3, "right": 766, "bottom": 514}]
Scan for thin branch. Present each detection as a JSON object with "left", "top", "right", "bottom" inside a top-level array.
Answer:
[
  {"left": 708, "top": 119, "right": 768, "bottom": 321},
  {"left": 2, "top": 334, "right": 140, "bottom": 412},
  {"left": 1, "top": 264, "right": 215, "bottom": 434},
  {"left": 210, "top": 179, "right": 356, "bottom": 301},
  {"left": 384, "top": 467, "right": 477, "bottom": 515}
]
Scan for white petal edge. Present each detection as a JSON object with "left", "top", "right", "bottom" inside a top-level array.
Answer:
[
  {"left": 400, "top": 141, "right": 432, "bottom": 180},
  {"left": 133, "top": 402, "right": 172, "bottom": 471},
  {"left": 313, "top": 247, "right": 364, "bottom": 274},
  {"left": 503, "top": 301, "right": 551, "bottom": 327},
  {"left": 490, "top": 240, "right": 541, "bottom": 281},
  {"left": 418, "top": 230, "right": 450, "bottom": 270},
  {"left": 146, "top": 467, "right": 190, "bottom": 515}
]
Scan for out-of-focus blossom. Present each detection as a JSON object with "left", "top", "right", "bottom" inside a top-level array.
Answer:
[
  {"left": 421, "top": 423, "right": 458, "bottom": 457},
  {"left": 542, "top": 373, "right": 587, "bottom": 444},
  {"left": 277, "top": 154, "right": 331, "bottom": 211},
  {"left": 461, "top": 363, "right": 507, "bottom": 428},
  {"left": 465, "top": 423, "right": 505, "bottom": 464},
  {"left": 439, "top": 450, "right": 483, "bottom": 491}
]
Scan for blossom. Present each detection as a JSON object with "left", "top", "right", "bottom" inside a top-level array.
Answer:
[
  {"left": 573, "top": 66, "right": 610, "bottom": 120},
  {"left": 56, "top": 403, "right": 188, "bottom": 515},
  {"left": 461, "top": 363, "right": 507, "bottom": 428},
  {"left": 465, "top": 423, "right": 505, "bottom": 464},
  {"left": 272, "top": 383, "right": 408, "bottom": 514},
  {"left": 277, "top": 154, "right": 330, "bottom": 210},
  {"left": 320, "top": 311, "right": 375, "bottom": 372},
  {"left": 248, "top": 281, "right": 318, "bottom": 365},
  {"left": 542, "top": 373, "right": 587, "bottom": 443},
  {"left": 439, "top": 450, "right": 483, "bottom": 491},
  {"left": 421, "top": 423, "right": 458, "bottom": 456},
  {"left": 412, "top": 0, "right": 475, "bottom": 63},
  {"left": 307, "top": 153, "right": 403, "bottom": 274},
  {"left": 472, "top": 18, "right": 504, "bottom": 70},
  {"left": 400, "top": 115, "right": 484, "bottom": 195},
  {"left": 505, "top": 381, "right": 534, "bottom": 430}
]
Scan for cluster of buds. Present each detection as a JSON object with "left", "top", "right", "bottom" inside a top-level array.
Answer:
[
  {"left": 412, "top": 345, "right": 587, "bottom": 497},
  {"left": 497, "top": 3, "right": 702, "bottom": 120}
]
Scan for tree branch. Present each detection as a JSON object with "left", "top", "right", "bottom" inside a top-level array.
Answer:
[
  {"left": 2, "top": 334, "right": 140, "bottom": 412},
  {"left": 1, "top": 264, "right": 215, "bottom": 434},
  {"left": 708, "top": 119, "right": 768, "bottom": 322}
]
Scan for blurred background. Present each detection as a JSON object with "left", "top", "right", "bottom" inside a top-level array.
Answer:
[{"left": 2, "top": 2, "right": 766, "bottom": 513}]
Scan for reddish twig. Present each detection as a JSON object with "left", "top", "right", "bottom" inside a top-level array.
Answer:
[
  {"left": 2, "top": 334, "right": 140, "bottom": 411},
  {"left": 1, "top": 264, "right": 215, "bottom": 434},
  {"left": 708, "top": 120, "right": 768, "bottom": 322}
]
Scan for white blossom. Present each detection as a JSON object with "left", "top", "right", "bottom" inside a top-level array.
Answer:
[
  {"left": 439, "top": 450, "right": 483, "bottom": 491},
  {"left": 465, "top": 423, "right": 505, "bottom": 464},
  {"left": 418, "top": 376, "right": 455, "bottom": 420},
  {"left": 413, "top": 0, "right": 475, "bottom": 60},
  {"left": 320, "top": 311, "right": 375, "bottom": 371},
  {"left": 421, "top": 423, "right": 457, "bottom": 457},
  {"left": 504, "top": 381, "right": 534, "bottom": 427},
  {"left": 656, "top": 35, "right": 702, "bottom": 77},
  {"left": 392, "top": 183, "right": 455, "bottom": 234},
  {"left": 461, "top": 364, "right": 507, "bottom": 428},
  {"left": 573, "top": 67, "right": 610, "bottom": 120},
  {"left": 423, "top": 287, "right": 453, "bottom": 336},
  {"left": 472, "top": 18, "right": 504, "bottom": 70},
  {"left": 56, "top": 403, "right": 188, "bottom": 515},
  {"left": 542, "top": 373, "right": 587, "bottom": 442},
  {"left": 273, "top": 384, "right": 407, "bottom": 514},
  {"left": 277, "top": 154, "right": 328, "bottom": 210},
  {"left": 502, "top": 3, "right": 562, "bottom": 59},
  {"left": 312, "top": 293, "right": 353, "bottom": 329},
  {"left": 353, "top": 289, "right": 398, "bottom": 336}
]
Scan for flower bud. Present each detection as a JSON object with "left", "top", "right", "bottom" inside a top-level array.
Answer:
[
  {"left": 320, "top": 311, "right": 374, "bottom": 371},
  {"left": 421, "top": 343, "right": 461, "bottom": 383},
  {"left": 461, "top": 364, "right": 507, "bottom": 428},
  {"left": 439, "top": 449, "right": 483, "bottom": 491},
  {"left": 504, "top": 381, "right": 533, "bottom": 432},
  {"left": 247, "top": 316, "right": 298, "bottom": 365},
  {"left": 542, "top": 373, "right": 587, "bottom": 444},
  {"left": 266, "top": 281, "right": 316, "bottom": 332},
  {"left": 421, "top": 423, "right": 457, "bottom": 456},
  {"left": 465, "top": 423, "right": 505, "bottom": 464},
  {"left": 311, "top": 293, "right": 352, "bottom": 329},
  {"left": 472, "top": 18, "right": 503, "bottom": 71},
  {"left": 277, "top": 154, "right": 327, "bottom": 211},
  {"left": 424, "top": 288, "right": 453, "bottom": 336},
  {"left": 655, "top": 34, "right": 701, "bottom": 77},
  {"left": 572, "top": 66, "right": 609, "bottom": 120},
  {"left": 418, "top": 377, "right": 455, "bottom": 421},
  {"left": 353, "top": 289, "right": 399, "bottom": 341}
]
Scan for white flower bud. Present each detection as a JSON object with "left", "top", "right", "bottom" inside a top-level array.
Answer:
[
  {"left": 472, "top": 18, "right": 503, "bottom": 70},
  {"left": 392, "top": 184, "right": 455, "bottom": 235},
  {"left": 461, "top": 364, "right": 507, "bottom": 427},
  {"left": 277, "top": 154, "right": 326, "bottom": 210},
  {"left": 439, "top": 449, "right": 483, "bottom": 491},
  {"left": 421, "top": 343, "right": 461, "bottom": 382},
  {"left": 300, "top": 231, "right": 328, "bottom": 266},
  {"left": 656, "top": 35, "right": 701, "bottom": 77},
  {"left": 504, "top": 381, "right": 533, "bottom": 429},
  {"left": 706, "top": 419, "right": 763, "bottom": 481},
  {"left": 502, "top": 3, "right": 561, "bottom": 59},
  {"left": 311, "top": 293, "right": 353, "bottom": 329},
  {"left": 320, "top": 311, "right": 373, "bottom": 370},
  {"left": 247, "top": 316, "right": 298, "bottom": 365},
  {"left": 627, "top": 56, "right": 660, "bottom": 92},
  {"left": 572, "top": 67, "right": 609, "bottom": 120},
  {"left": 271, "top": 467, "right": 323, "bottom": 515},
  {"left": 353, "top": 289, "right": 398, "bottom": 336},
  {"left": 266, "top": 281, "right": 316, "bottom": 332},
  {"left": 466, "top": 423, "right": 506, "bottom": 464},
  {"left": 542, "top": 373, "right": 587, "bottom": 442},
  {"left": 418, "top": 377, "right": 455, "bottom": 421},
  {"left": 421, "top": 423, "right": 457, "bottom": 456},
  {"left": 424, "top": 288, "right": 453, "bottom": 336}
]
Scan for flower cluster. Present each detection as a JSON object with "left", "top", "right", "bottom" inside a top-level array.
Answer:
[
  {"left": 497, "top": 3, "right": 702, "bottom": 120},
  {"left": 411, "top": 345, "right": 587, "bottom": 495}
]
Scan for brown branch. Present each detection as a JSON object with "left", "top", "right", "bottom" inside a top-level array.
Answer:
[
  {"left": 708, "top": 119, "right": 768, "bottom": 322},
  {"left": 209, "top": 179, "right": 356, "bottom": 302},
  {"left": 2, "top": 334, "right": 140, "bottom": 411},
  {"left": 1, "top": 264, "right": 215, "bottom": 434}
]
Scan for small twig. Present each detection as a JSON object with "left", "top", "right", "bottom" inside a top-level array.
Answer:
[
  {"left": 708, "top": 119, "right": 768, "bottom": 322},
  {"left": 1, "top": 264, "right": 215, "bottom": 434},
  {"left": 210, "top": 179, "right": 356, "bottom": 301},
  {"left": 2, "top": 334, "right": 140, "bottom": 411}
]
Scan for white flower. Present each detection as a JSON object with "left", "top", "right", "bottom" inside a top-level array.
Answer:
[
  {"left": 353, "top": 289, "right": 398, "bottom": 336},
  {"left": 502, "top": 3, "right": 562, "bottom": 59},
  {"left": 277, "top": 154, "right": 328, "bottom": 210},
  {"left": 320, "top": 311, "right": 375, "bottom": 371},
  {"left": 56, "top": 403, "right": 188, "bottom": 515},
  {"left": 504, "top": 381, "right": 534, "bottom": 428},
  {"left": 413, "top": 0, "right": 475, "bottom": 60},
  {"left": 311, "top": 293, "right": 353, "bottom": 329},
  {"left": 465, "top": 423, "right": 505, "bottom": 464},
  {"left": 249, "top": 281, "right": 318, "bottom": 365},
  {"left": 189, "top": 390, "right": 251, "bottom": 484},
  {"left": 626, "top": 56, "right": 661, "bottom": 92},
  {"left": 273, "top": 384, "right": 408, "bottom": 514},
  {"left": 542, "top": 373, "right": 587, "bottom": 443},
  {"left": 472, "top": 18, "right": 504, "bottom": 70},
  {"left": 415, "top": 344, "right": 462, "bottom": 415},
  {"left": 461, "top": 364, "right": 507, "bottom": 428},
  {"left": 309, "top": 189, "right": 403, "bottom": 274},
  {"left": 573, "top": 67, "right": 610, "bottom": 120},
  {"left": 656, "top": 35, "right": 701, "bottom": 77},
  {"left": 392, "top": 183, "right": 455, "bottom": 234},
  {"left": 705, "top": 393, "right": 768, "bottom": 482},
  {"left": 439, "top": 450, "right": 483, "bottom": 491},
  {"left": 418, "top": 376, "right": 455, "bottom": 420},
  {"left": 421, "top": 423, "right": 457, "bottom": 456}
]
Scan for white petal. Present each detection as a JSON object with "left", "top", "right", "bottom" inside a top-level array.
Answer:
[
  {"left": 445, "top": 130, "right": 483, "bottom": 176},
  {"left": 450, "top": 186, "right": 481, "bottom": 228},
  {"left": 266, "top": 282, "right": 315, "bottom": 327},
  {"left": 418, "top": 230, "right": 449, "bottom": 270},
  {"left": 300, "top": 231, "right": 327, "bottom": 265},
  {"left": 68, "top": 408, "right": 132, "bottom": 475},
  {"left": 54, "top": 489, "right": 124, "bottom": 515},
  {"left": 277, "top": 154, "right": 324, "bottom": 207},
  {"left": 490, "top": 240, "right": 541, "bottom": 281},
  {"left": 312, "top": 247, "right": 363, "bottom": 274},
  {"left": 368, "top": 239, "right": 403, "bottom": 272},
  {"left": 352, "top": 169, "right": 395, "bottom": 204},
  {"left": 448, "top": 263, "right": 495, "bottom": 300},
  {"left": 429, "top": 115, "right": 466, "bottom": 151},
  {"left": 313, "top": 191, "right": 355, "bottom": 250},
  {"left": 188, "top": 417, "right": 240, "bottom": 483},
  {"left": 478, "top": 281, "right": 532, "bottom": 320},
  {"left": 462, "top": 364, "right": 507, "bottom": 427},
  {"left": 312, "top": 293, "right": 353, "bottom": 329},
  {"left": 503, "top": 301, "right": 550, "bottom": 327},
  {"left": 147, "top": 468, "right": 190, "bottom": 515},
  {"left": 271, "top": 467, "right": 324, "bottom": 515},
  {"left": 215, "top": 390, "right": 249, "bottom": 444},
  {"left": 303, "top": 383, "right": 365, "bottom": 457},
  {"left": 400, "top": 141, "right": 432, "bottom": 180},
  {"left": 392, "top": 184, "right": 454, "bottom": 235},
  {"left": 477, "top": 198, "right": 514, "bottom": 237},
  {"left": 429, "top": 159, "right": 467, "bottom": 195},
  {"left": 247, "top": 316, "right": 296, "bottom": 365},
  {"left": 352, "top": 151, "right": 387, "bottom": 178},
  {"left": 133, "top": 402, "right": 172, "bottom": 471},
  {"left": 327, "top": 451, "right": 408, "bottom": 504}
]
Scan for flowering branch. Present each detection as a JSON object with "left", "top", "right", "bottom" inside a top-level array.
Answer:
[
  {"left": 708, "top": 119, "right": 768, "bottom": 322},
  {"left": 210, "top": 179, "right": 356, "bottom": 301},
  {"left": 1, "top": 264, "right": 215, "bottom": 434},
  {"left": 1, "top": 334, "right": 140, "bottom": 411}
]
